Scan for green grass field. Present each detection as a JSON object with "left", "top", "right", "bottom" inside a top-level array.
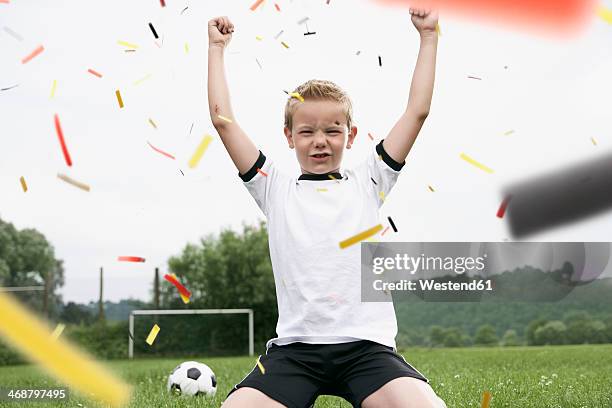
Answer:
[{"left": 1, "top": 345, "right": 611, "bottom": 407}]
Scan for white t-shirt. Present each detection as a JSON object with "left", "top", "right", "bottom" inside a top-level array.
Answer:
[{"left": 240, "top": 140, "right": 405, "bottom": 351}]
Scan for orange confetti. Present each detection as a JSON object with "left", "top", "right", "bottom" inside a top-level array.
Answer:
[
  {"left": 21, "top": 45, "right": 44, "bottom": 64},
  {"left": 88, "top": 69, "right": 103, "bottom": 78},
  {"left": 250, "top": 0, "right": 264, "bottom": 11},
  {"left": 256, "top": 168, "right": 268, "bottom": 177}
]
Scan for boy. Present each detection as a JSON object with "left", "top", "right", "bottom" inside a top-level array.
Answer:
[{"left": 208, "top": 8, "right": 446, "bottom": 408}]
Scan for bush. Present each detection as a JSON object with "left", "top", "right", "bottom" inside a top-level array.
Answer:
[{"left": 474, "top": 324, "right": 499, "bottom": 346}]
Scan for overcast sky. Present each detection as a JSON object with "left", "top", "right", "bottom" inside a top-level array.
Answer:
[{"left": 2, "top": 0, "right": 612, "bottom": 304}]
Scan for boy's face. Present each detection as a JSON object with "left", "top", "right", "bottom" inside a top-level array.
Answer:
[{"left": 284, "top": 99, "right": 357, "bottom": 175}]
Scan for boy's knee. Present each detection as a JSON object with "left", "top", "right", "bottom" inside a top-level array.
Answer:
[{"left": 221, "top": 387, "right": 287, "bottom": 408}]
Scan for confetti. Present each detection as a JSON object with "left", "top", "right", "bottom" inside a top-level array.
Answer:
[
  {"left": 250, "top": 0, "right": 264, "bottom": 11},
  {"left": 496, "top": 195, "right": 512, "bottom": 218},
  {"left": 181, "top": 6, "right": 188, "bottom": 14},
  {"left": 218, "top": 115, "right": 233, "bottom": 123},
  {"left": 189, "top": 122, "right": 194, "bottom": 134},
  {"left": 148, "top": 22, "right": 159, "bottom": 39},
  {"left": 368, "top": 133, "right": 374, "bottom": 141},
  {"left": 188, "top": 135, "right": 213, "bottom": 168},
  {"left": 184, "top": 42, "right": 189, "bottom": 53},
  {"left": 21, "top": 45, "right": 44, "bottom": 64},
  {"left": 147, "top": 141, "right": 175, "bottom": 159},
  {"left": 481, "top": 391, "right": 492, "bottom": 408},
  {"left": 128, "top": 329, "right": 134, "bottom": 341},
  {"left": 125, "top": 49, "right": 136, "bottom": 52},
  {"left": 3, "top": 26, "right": 23, "bottom": 41},
  {"left": 289, "top": 92, "right": 304, "bottom": 102},
  {"left": 281, "top": 41, "right": 290, "bottom": 48},
  {"left": 159, "top": 0, "right": 165, "bottom": 7},
  {"left": 591, "top": 137, "right": 598, "bottom": 146},
  {"left": 256, "top": 356, "right": 265, "bottom": 374},
  {"left": 256, "top": 35, "right": 264, "bottom": 41},
  {"left": 468, "top": 75, "right": 482, "bottom": 80},
  {"left": 435, "top": 23, "right": 442, "bottom": 36},
  {"left": 428, "top": 185, "right": 435, "bottom": 192},
  {"left": 304, "top": 31, "right": 317, "bottom": 36},
  {"left": 54, "top": 114, "right": 72, "bottom": 167},
  {"left": 169, "top": 273, "right": 190, "bottom": 304},
  {"left": 164, "top": 274, "right": 192, "bottom": 300},
  {"left": 275, "top": 3, "right": 281, "bottom": 11},
  {"left": 117, "top": 256, "right": 145, "bottom": 263},
  {"left": 88, "top": 68, "right": 102, "bottom": 78},
  {"left": 356, "top": 50, "right": 361, "bottom": 55},
  {"left": 19, "top": 176, "right": 27, "bottom": 192},
  {"left": 460, "top": 153, "right": 494, "bottom": 174},
  {"left": 387, "top": 216, "right": 398, "bottom": 232},
  {"left": 148, "top": 118, "right": 157, "bottom": 129},
  {"left": 379, "top": 191, "right": 385, "bottom": 201},
  {"left": 115, "top": 90, "right": 124, "bottom": 108},
  {"left": 256, "top": 168, "right": 268, "bottom": 177},
  {"left": 1, "top": 84, "right": 19, "bottom": 91},
  {"left": 598, "top": 5, "right": 612, "bottom": 23},
  {"left": 370, "top": 177, "right": 378, "bottom": 185},
  {"left": 316, "top": 188, "right": 328, "bottom": 192},
  {"left": 117, "top": 40, "right": 139, "bottom": 49},
  {"left": 145, "top": 324, "right": 160, "bottom": 346},
  {"left": 339, "top": 224, "right": 383, "bottom": 249},
  {"left": 133, "top": 74, "right": 152, "bottom": 86},
  {"left": 57, "top": 174, "right": 90, "bottom": 192},
  {"left": 378, "top": 56, "right": 382, "bottom": 66},
  {"left": 274, "top": 30, "right": 284, "bottom": 39},
  {"left": 0, "top": 293, "right": 131, "bottom": 407},
  {"left": 50, "top": 323, "right": 65, "bottom": 340},
  {"left": 504, "top": 130, "right": 515, "bottom": 135},
  {"left": 256, "top": 58, "right": 263, "bottom": 69},
  {"left": 298, "top": 17, "right": 310, "bottom": 24},
  {"left": 50, "top": 80, "right": 57, "bottom": 98},
  {"left": 381, "top": 226, "right": 390, "bottom": 236}
]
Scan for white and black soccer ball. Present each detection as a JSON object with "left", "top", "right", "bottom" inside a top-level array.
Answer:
[{"left": 167, "top": 361, "right": 217, "bottom": 397}]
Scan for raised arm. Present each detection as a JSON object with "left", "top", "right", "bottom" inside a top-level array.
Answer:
[
  {"left": 383, "top": 9, "right": 438, "bottom": 164},
  {"left": 208, "top": 16, "right": 260, "bottom": 175}
]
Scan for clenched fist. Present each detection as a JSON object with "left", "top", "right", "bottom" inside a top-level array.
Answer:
[{"left": 208, "top": 16, "right": 234, "bottom": 49}]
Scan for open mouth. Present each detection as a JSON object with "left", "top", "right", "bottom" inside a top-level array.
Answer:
[{"left": 311, "top": 153, "right": 331, "bottom": 159}]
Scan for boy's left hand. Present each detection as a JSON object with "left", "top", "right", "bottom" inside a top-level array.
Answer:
[{"left": 410, "top": 8, "right": 438, "bottom": 36}]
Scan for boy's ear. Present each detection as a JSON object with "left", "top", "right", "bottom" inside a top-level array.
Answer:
[
  {"left": 346, "top": 126, "right": 358, "bottom": 149},
  {"left": 284, "top": 127, "right": 294, "bottom": 149}
]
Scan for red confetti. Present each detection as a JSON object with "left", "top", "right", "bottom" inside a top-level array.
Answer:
[
  {"left": 87, "top": 68, "right": 103, "bottom": 78},
  {"left": 21, "top": 45, "right": 44, "bottom": 64},
  {"left": 274, "top": 3, "right": 281, "bottom": 11},
  {"left": 373, "top": 0, "right": 595, "bottom": 35},
  {"left": 164, "top": 274, "right": 192, "bottom": 299},
  {"left": 496, "top": 195, "right": 513, "bottom": 218},
  {"left": 256, "top": 168, "right": 268, "bottom": 177},
  {"left": 147, "top": 141, "right": 175, "bottom": 160},
  {"left": 368, "top": 133, "right": 374, "bottom": 141},
  {"left": 118, "top": 256, "right": 146, "bottom": 262},
  {"left": 54, "top": 114, "right": 72, "bottom": 167},
  {"left": 159, "top": 0, "right": 165, "bottom": 6}
]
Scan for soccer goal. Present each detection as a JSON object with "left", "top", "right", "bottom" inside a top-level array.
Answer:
[{"left": 128, "top": 309, "right": 254, "bottom": 358}]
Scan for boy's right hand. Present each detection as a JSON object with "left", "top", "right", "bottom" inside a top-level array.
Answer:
[{"left": 208, "top": 16, "right": 234, "bottom": 49}]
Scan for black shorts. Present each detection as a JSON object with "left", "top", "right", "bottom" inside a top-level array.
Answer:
[{"left": 226, "top": 340, "right": 429, "bottom": 408}]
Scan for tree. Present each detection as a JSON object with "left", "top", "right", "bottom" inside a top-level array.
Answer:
[
  {"left": 501, "top": 329, "right": 521, "bottom": 346},
  {"left": 442, "top": 327, "right": 464, "bottom": 347},
  {"left": 0, "top": 218, "right": 64, "bottom": 317},
  {"left": 60, "top": 302, "right": 94, "bottom": 325},
  {"left": 526, "top": 319, "right": 548, "bottom": 345},
  {"left": 429, "top": 326, "right": 446, "bottom": 347},
  {"left": 534, "top": 321, "right": 567, "bottom": 345},
  {"left": 474, "top": 324, "right": 498, "bottom": 346}
]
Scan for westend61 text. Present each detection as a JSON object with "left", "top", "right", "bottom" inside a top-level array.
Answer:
[{"left": 373, "top": 279, "right": 494, "bottom": 292}]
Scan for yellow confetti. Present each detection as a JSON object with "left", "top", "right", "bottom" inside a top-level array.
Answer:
[
  {"left": 597, "top": 5, "right": 612, "bottom": 24},
  {"left": 115, "top": 90, "right": 124, "bottom": 108},
  {"left": 503, "top": 130, "right": 515, "bottom": 136},
  {"left": 148, "top": 118, "right": 157, "bottom": 129},
  {"left": 50, "top": 323, "right": 65, "bottom": 340},
  {"left": 117, "top": 40, "right": 139, "bottom": 49},
  {"left": 281, "top": 41, "right": 289, "bottom": 49},
  {"left": 50, "top": 79, "right": 57, "bottom": 99},
  {"left": 435, "top": 23, "right": 441, "bottom": 36},
  {"left": 170, "top": 273, "right": 191, "bottom": 304},
  {"left": 316, "top": 188, "right": 328, "bottom": 192},
  {"left": 145, "top": 324, "right": 160, "bottom": 346},
  {"left": 19, "top": 176, "right": 27, "bottom": 192},
  {"left": 188, "top": 135, "right": 214, "bottom": 169},
  {"left": 256, "top": 356, "right": 265, "bottom": 374},
  {"left": 256, "top": 35, "right": 264, "bottom": 41},
  {"left": 0, "top": 293, "right": 131, "bottom": 407},
  {"left": 460, "top": 153, "right": 494, "bottom": 174},
  {"left": 591, "top": 137, "right": 598, "bottom": 146},
  {"left": 133, "top": 74, "right": 152, "bottom": 86},
  {"left": 57, "top": 173, "right": 91, "bottom": 192},
  {"left": 184, "top": 42, "right": 189, "bottom": 53},
  {"left": 218, "top": 115, "right": 233, "bottom": 123},
  {"left": 379, "top": 191, "right": 385, "bottom": 201},
  {"left": 481, "top": 391, "right": 492, "bottom": 408},
  {"left": 339, "top": 224, "right": 383, "bottom": 249},
  {"left": 289, "top": 92, "right": 304, "bottom": 102},
  {"left": 427, "top": 185, "right": 435, "bottom": 192}
]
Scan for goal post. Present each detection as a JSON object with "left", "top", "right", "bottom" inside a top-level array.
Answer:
[{"left": 128, "top": 309, "right": 254, "bottom": 359}]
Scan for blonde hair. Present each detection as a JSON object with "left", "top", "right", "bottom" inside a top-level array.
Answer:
[{"left": 284, "top": 79, "right": 353, "bottom": 131}]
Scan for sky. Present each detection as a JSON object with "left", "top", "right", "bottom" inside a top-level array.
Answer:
[{"left": 1, "top": 0, "right": 612, "bottom": 304}]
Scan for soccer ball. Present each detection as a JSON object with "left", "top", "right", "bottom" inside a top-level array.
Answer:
[{"left": 167, "top": 361, "right": 217, "bottom": 397}]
